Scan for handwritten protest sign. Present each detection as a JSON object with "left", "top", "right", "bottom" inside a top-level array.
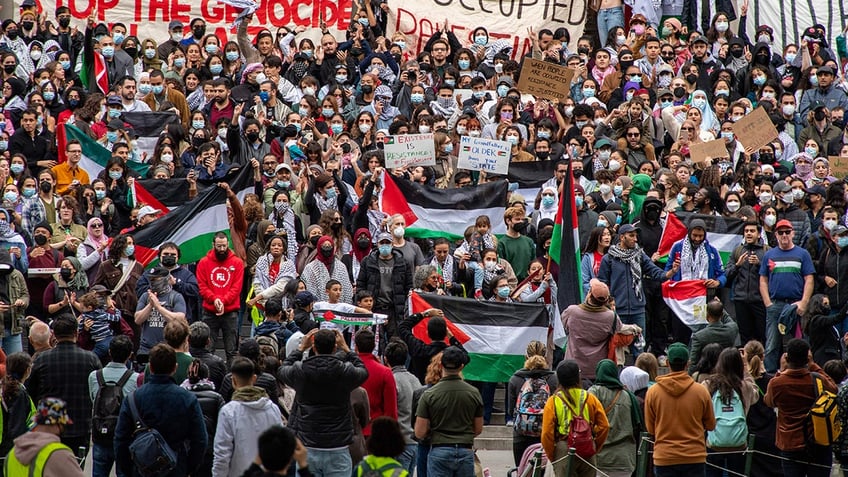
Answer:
[
  {"left": 384, "top": 134, "right": 436, "bottom": 168},
  {"left": 690, "top": 139, "right": 729, "bottom": 164},
  {"left": 517, "top": 58, "right": 574, "bottom": 100},
  {"left": 732, "top": 107, "right": 779, "bottom": 153},
  {"left": 457, "top": 137, "right": 511, "bottom": 174},
  {"left": 829, "top": 156, "right": 848, "bottom": 178}
]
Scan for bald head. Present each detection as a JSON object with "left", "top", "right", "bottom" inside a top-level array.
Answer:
[{"left": 29, "top": 321, "right": 52, "bottom": 351}]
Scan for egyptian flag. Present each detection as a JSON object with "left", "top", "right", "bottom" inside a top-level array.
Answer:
[
  {"left": 662, "top": 280, "right": 709, "bottom": 326},
  {"left": 378, "top": 172, "right": 508, "bottom": 240}
]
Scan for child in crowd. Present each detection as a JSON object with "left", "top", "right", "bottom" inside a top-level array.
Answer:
[{"left": 77, "top": 285, "right": 121, "bottom": 364}]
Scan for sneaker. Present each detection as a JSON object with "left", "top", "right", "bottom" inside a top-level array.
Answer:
[
  {"left": 658, "top": 355, "right": 668, "bottom": 367},
  {"left": 505, "top": 419, "right": 514, "bottom": 427},
  {"left": 474, "top": 289, "right": 483, "bottom": 300}
]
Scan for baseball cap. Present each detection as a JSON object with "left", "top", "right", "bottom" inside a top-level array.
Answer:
[
  {"left": 496, "top": 75, "right": 514, "bottom": 87},
  {"left": 773, "top": 181, "right": 791, "bottom": 194},
  {"left": 441, "top": 346, "right": 469, "bottom": 370},
  {"left": 146, "top": 265, "right": 170, "bottom": 279},
  {"left": 806, "top": 185, "right": 826, "bottom": 196},
  {"left": 756, "top": 25, "right": 774, "bottom": 35},
  {"left": 594, "top": 138, "right": 613, "bottom": 149},
  {"left": 90, "top": 284, "right": 112, "bottom": 296},
  {"left": 834, "top": 225, "right": 848, "bottom": 236},
  {"left": 689, "top": 34, "right": 709, "bottom": 45},
  {"left": 667, "top": 342, "right": 689, "bottom": 364},
  {"left": 775, "top": 219, "right": 793, "bottom": 230},
  {"left": 168, "top": 20, "right": 184, "bottom": 30},
  {"left": 294, "top": 291, "right": 316, "bottom": 308},
  {"left": 107, "top": 119, "right": 124, "bottom": 130},
  {"left": 817, "top": 65, "right": 835, "bottom": 75},
  {"left": 106, "top": 95, "right": 122, "bottom": 106},
  {"left": 137, "top": 205, "right": 162, "bottom": 220},
  {"left": 275, "top": 163, "right": 292, "bottom": 174},
  {"left": 376, "top": 232, "right": 392, "bottom": 243},
  {"left": 618, "top": 224, "right": 636, "bottom": 234},
  {"left": 32, "top": 397, "right": 73, "bottom": 426}
]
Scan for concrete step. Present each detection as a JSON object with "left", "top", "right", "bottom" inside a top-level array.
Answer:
[
  {"left": 475, "top": 425, "right": 514, "bottom": 451},
  {"left": 490, "top": 412, "right": 506, "bottom": 426}
]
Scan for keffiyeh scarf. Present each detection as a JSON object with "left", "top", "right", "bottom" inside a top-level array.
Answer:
[
  {"left": 608, "top": 244, "right": 644, "bottom": 299},
  {"left": 431, "top": 254, "right": 454, "bottom": 283},
  {"left": 680, "top": 237, "right": 709, "bottom": 280}
]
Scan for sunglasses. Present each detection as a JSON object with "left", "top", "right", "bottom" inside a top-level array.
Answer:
[
  {"left": 776, "top": 230, "right": 792, "bottom": 235},
  {"left": 90, "top": 223, "right": 103, "bottom": 228}
]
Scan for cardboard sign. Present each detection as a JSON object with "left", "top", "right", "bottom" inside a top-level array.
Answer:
[
  {"left": 457, "top": 136, "right": 512, "bottom": 174},
  {"left": 689, "top": 139, "right": 730, "bottom": 164},
  {"left": 732, "top": 107, "right": 780, "bottom": 153},
  {"left": 828, "top": 156, "right": 848, "bottom": 179},
  {"left": 516, "top": 58, "right": 574, "bottom": 100},
  {"left": 384, "top": 134, "right": 436, "bottom": 169}
]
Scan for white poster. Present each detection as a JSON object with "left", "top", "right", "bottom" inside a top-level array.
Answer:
[
  {"left": 745, "top": 0, "right": 844, "bottom": 57},
  {"left": 457, "top": 136, "right": 511, "bottom": 175},
  {"left": 384, "top": 133, "right": 436, "bottom": 169}
]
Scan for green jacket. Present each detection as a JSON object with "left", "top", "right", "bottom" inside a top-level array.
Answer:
[{"left": 0, "top": 270, "right": 30, "bottom": 337}]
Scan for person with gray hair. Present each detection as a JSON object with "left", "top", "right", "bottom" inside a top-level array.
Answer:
[
  {"left": 28, "top": 319, "right": 53, "bottom": 358},
  {"left": 413, "top": 265, "right": 443, "bottom": 294},
  {"left": 188, "top": 321, "right": 226, "bottom": 390}
]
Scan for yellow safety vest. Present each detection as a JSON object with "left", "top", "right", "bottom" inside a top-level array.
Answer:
[
  {"left": 553, "top": 389, "right": 590, "bottom": 437},
  {"left": 4, "top": 441, "right": 72, "bottom": 477}
]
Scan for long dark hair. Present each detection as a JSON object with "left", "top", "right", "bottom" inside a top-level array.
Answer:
[
  {"left": 693, "top": 343, "right": 723, "bottom": 376},
  {"left": 108, "top": 234, "right": 134, "bottom": 262},
  {"left": 2, "top": 352, "right": 31, "bottom": 402},
  {"left": 707, "top": 347, "right": 745, "bottom": 407},
  {"left": 583, "top": 226, "right": 609, "bottom": 255}
]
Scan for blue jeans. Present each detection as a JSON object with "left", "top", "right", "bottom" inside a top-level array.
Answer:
[
  {"left": 2, "top": 329, "right": 21, "bottom": 353},
  {"left": 417, "top": 442, "right": 430, "bottom": 477},
  {"left": 428, "top": 445, "right": 475, "bottom": 477},
  {"left": 92, "top": 441, "right": 125, "bottom": 477},
  {"left": 303, "top": 447, "right": 352, "bottom": 477},
  {"left": 596, "top": 6, "right": 625, "bottom": 46},
  {"left": 654, "top": 462, "right": 705, "bottom": 477},
  {"left": 92, "top": 336, "right": 112, "bottom": 363},
  {"left": 619, "top": 312, "right": 646, "bottom": 356},
  {"left": 467, "top": 261, "right": 485, "bottom": 292},
  {"left": 396, "top": 443, "right": 417, "bottom": 475},
  {"left": 765, "top": 301, "right": 787, "bottom": 373},
  {"left": 781, "top": 445, "right": 831, "bottom": 477}
]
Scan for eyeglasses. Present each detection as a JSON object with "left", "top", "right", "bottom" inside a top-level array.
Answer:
[
  {"left": 776, "top": 230, "right": 792, "bottom": 235},
  {"left": 680, "top": 127, "right": 694, "bottom": 131}
]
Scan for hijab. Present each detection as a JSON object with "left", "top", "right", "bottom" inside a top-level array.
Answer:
[
  {"left": 594, "top": 359, "right": 642, "bottom": 429},
  {"left": 351, "top": 227, "right": 372, "bottom": 262},
  {"left": 86, "top": 217, "right": 109, "bottom": 250},
  {"left": 315, "top": 235, "right": 335, "bottom": 268},
  {"left": 59, "top": 256, "right": 89, "bottom": 290}
]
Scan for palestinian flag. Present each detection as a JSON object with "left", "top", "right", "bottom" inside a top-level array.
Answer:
[
  {"left": 507, "top": 161, "right": 557, "bottom": 213},
  {"left": 122, "top": 112, "right": 181, "bottom": 160},
  {"left": 130, "top": 166, "right": 254, "bottom": 266},
  {"left": 136, "top": 166, "right": 256, "bottom": 209},
  {"left": 62, "top": 123, "right": 150, "bottom": 177},
  {"left": 657, "top": 212, "right": 744, "bottom": 265},
  {"left": 549, "top": 159, "right": 583, "bottom": 309},
  {"left": 662, "top": 280, "right": 708, "bottom": 326},
  {"left": 80, "top": 50, "right": 108, "bottom": 94},
  {"left": 409, "top": 292, "right": 549, "bottom": 382},
  {"left": 379, "top": 173, "right": 508, "bottom": 240}
]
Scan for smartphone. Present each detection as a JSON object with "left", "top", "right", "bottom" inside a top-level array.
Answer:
[
  {"left": 407, "top": 70, "right": 417, "bottom": 83},
  {"left": 341, "top": 143, "right": 351, "bottom": 154}
]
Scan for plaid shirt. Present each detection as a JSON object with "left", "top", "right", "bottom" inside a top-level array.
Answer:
[
  {"left": 21, "top": 196, "right": 46, "bottom": 237},
  {"left": 27, "top": 341, "right": 102, "bottom": 439}
]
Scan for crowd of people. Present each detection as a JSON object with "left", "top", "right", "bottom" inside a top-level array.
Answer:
[{"left": 0, "top": 0, "right": 848, "bottom": 476}]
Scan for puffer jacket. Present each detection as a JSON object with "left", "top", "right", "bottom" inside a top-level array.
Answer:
[
  {"left": 818, "top": 244, "right": 848, "bottom": 310},
  {"left": 726, "top": 241, "right": 768, "bottom": 302},
  {"left": 188, "top": 382, "right": 224, "bottom": 463},
  {"left": 356, "top": 249, "right": 412, "bottom": 319},
  {"left": 777, "top": 204, "right": 811, "bottom": 247},
  {"left": 278, "top": 350, "right": 368, "bottom": 448}
]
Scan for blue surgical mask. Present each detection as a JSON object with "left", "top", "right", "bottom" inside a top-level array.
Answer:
[
  {"left": 0, "top": 141, "right": 7, "bottom": 152},
  {"left": 575, "top": 196, "right": 584, "bottom": 208},
  {"left": 472, "top": 91, "right": 486, "bottom": 99},
  {"left": 692, "top": 97, "right": 706, "bottom": 108},
  {"left": 677, "top": 193, "right": 685, "bottom": 206},
  {"left": 43, "top": 91, "right": 55, "bottom": 102},
  {"left": 537, "top": 130, "right": 551, "bottom": 139},
  {"left": 597, "top": 219, "right": 608, "bottom": 227},
  {"left": 331, "top": 124, "right": 344, "bottom": 134},
  {"left": 582, "top": 88, "right": 595, "bottom": 98},
  {"left": 106, "top": 131, "right": 119, "bottom": 143},
  {"left": 325, "top": 188, "right": 337, "bottom": 199},
  {"left": 358, "top": 18, "right": 369, "bottom": 26},
  {"left": 613, "top": 185, "right": 623, "bottom": 196},
  {"left": 715, "top": 89, "right": 729, "bottom": 97},
  {"left": 113, "top": 33, "right": 125, "bottom": 45},
  {"left": 542, "top": 196, "right": 555, "bottom": 207},
  {"left": 144, "top": 48, "right": 156, "bottom": 59},
  {"left": 378, "top": 244, "right": 392, "bottom": 256},
  {"left": 59, "top": 60, "right": 70, "bottom": 70},
  {"left": 205, "top": 44, "right": 219, "bottom": 55},
  {"left": 192, "top": 120, "right": 205, "bottom": 130},
  {"left": 174, "top": 57, "right": 185, "bottom": 68},
  {"left": 259, "top": 91, "right": 270, "bottom": 103},
  {"left": 458, "top": 59, "right": 470, "bottom": 70},
  {"left": 322, "top": 108, "right": 334, "bottom": 117},
  {"left": 101, "top": 46, "right": 115, "bottom": 58},
  {"left": 108, "top": 109, "right": 121, "bottom": 118},
  {"left": 9, "top": 163, "right": 23, "bottom": 174},
  {"left": 805, "top": 146, "right": 818, "bottom": 157},
  {"left": 277, "top": 180, "right": 290, "bottom": 189},
  {"left": 753, "top": 76, "right": 766, "bottom": 86},
  {"left": 395, "top": 41, "right": 406, "bottom": 50},
  {"left": 2, "top": 191, "right": 16, "bottom": 203},
  {"left": 411, "top": 93, "right": 424, "bottom": 104},
  {"left": 109, "top": 170, "right": 123, "bottom": 180},
  {"left": 125, "top": 245, "right": 135, "bottom": 256},
  {"left": 95, "top": 190, "right": 106, "bottom": 200},
  {"left": 335, "top": 75, "right": 347, "bottom": 84},
  {"left": 138, "top": 83, "right": 152, "bottom": 95},
  {"left": 721, "top": 131, "right": 734, "bottom": 141},
  {"left": 838, "top": 236, "right": 848, "bottom": 248},
  {"left": 226, "top": 51, "right": 240, "bottom": 61},
  {"left": 301, "top": 49, "right": 313, "bottom": 58},
  {"left": 152, "top": 85, "right": 164, "bottom": 95},
  {"left": 21, "top": 188, "right": 35, "bottom": 198},
  {"left": 475, "top": 35, "right": 488, "bottom": 46},
  {"left": 497, "top": 286, "right": 511, "bottom": 298},
  {"left": 444, "top": 143, "right": 454, "bottom": 154},
  {"left": 444, "top": 79, "right": 456, "bottom": 87},
  {"left": 210, "top": 64, "right": 223, "bottom": 75},
  {"left": 497, "top": 85, "right": 509, "bottom": 97},
  {"left": 506, "top": 136, "right": 519, "bottom": 145}
]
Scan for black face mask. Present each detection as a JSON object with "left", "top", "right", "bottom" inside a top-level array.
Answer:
[
  {"left": 161, "top": 255, "right": 177, "bottom": 267},
  {"left": 320, "top": 247, "right": 334, "bottom": 258},
  {"left": 673, "top": 86, "right": 686, "bottom": 98},
  {"left": 619, "top": 60, "right": 634, "bottom": 71},
  {"left": 833, "top": 119, "right": 845, "bottom": 129},
  {"left": 246, "top": 131, "right": 260, "bottom": 142},
  {"left": 192, "top": 136, "right": 205, "bottom": 147},
  {"left": 330, "top": 222, "right": 342, "bottom": 231},
  {"left": 755, "top": 54, "right": 769, "bottom": 64},
  {"left": 40, "top": 181, "right": 52, "bottom": 193},
  {"left": 419, "top": 63, "right": 432, "bottom": 72},
  {"left": 361, "top": 84, "right": 373, "bottom": 94},
  {"left": 34, "top": 234, "right": 47, "bottom": 246},
  {"left": 5, "top": 30, "right": 18, "bottom": 41},
  {"left": 536, "top": 151, "right": 549, "bottom": 160},
  {"left": 573, "top": 169, "right": 583, "bottom": 178},
  {"left": 392, "top": 53, "right": 401, "bottom": 63},
  {"left": 685, "top": 74, "right": 698, "bottom": 85},
  {"left": 753, "top": 176, "right": 764, "bottom": 185},
  {"left": 214, "top": 249, "right": 229, "bottom": 261},
  {"left": 661, "top": 54, "right": 675, "bottom": 62},
  {"left": 21, "top": 22, "right": 33, "bottom": 31},
  {"left": 645, "top": 208, "right": 660, "bottom": 221},
  {"left": 357, "top": 238, "right": 371, "bottom": 249},
  {"left": 263, "top": 232, "right": 275, "bottom": 243},
  {"left": 309, "top": 236, "right": 319, "bottom": 247},
  {"left": 123, "top": 47, "right": 138, "bottom": 59},
  {"left": 814, "top": 110, "right": 827, "bottom": 122},
  {"left": 193, "top": 26, "right": 206, "bottom": 39},
  {"left": 4, "top": 64, "right": 16, "bottom": 75},
  {"left": 730, "top": 49, "right": 744, "bottom": 58},
  {"left": 759, "top": 153, "right": 774, "bottom": 164},
  {"left": 59, "top": 268, "right": 73, "bottom": 281},
  {"left": 513, "top": 220, "right": 528, "bottom": 232},
  {"left": 349, "top": 48, "right": 362, "bottom": 57},
  {"left": 58, "top": 17, "right": 71, "bottom": 28}
]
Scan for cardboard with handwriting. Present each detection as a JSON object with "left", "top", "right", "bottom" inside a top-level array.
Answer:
[
  {"left": 516, "top": 58, "right": 574, "bottom": 100},
  {"left": 690, "top": 139, "right": 730, "bottom": 163},
  {"left": 732, "top": 107, "right": 779, "bottom": 152}
]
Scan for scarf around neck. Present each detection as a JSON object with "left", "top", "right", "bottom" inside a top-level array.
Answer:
[{"left": 608, "top": 244, "right": 644, "bottom": 299}]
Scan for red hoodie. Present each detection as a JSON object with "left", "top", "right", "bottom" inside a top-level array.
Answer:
[{"left": 196, "top": 248, "right": 244, "bottom": 313}]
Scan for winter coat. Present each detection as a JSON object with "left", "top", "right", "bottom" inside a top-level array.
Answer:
[
  {"left": 212, "top": 386, "right": 282, "bottom": 477},
  {"left": 726, "top": 241, "right": 768, "bottom": 302},
  {"left": 356, "top": 250, "right": 412, "bottom": 319}
]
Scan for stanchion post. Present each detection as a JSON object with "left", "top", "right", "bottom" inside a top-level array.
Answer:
[
  {"left": 532, "top": 450, "right": 544, "bottom": 477},
  {"left": 563, "top": 447, "right": 576, "bottom": 477},
  {"left": 744, "top": 434, "right": 755, "bottom": 476},
  {"left": 636, "top": 432, "right": 650, "bottom": 477}
]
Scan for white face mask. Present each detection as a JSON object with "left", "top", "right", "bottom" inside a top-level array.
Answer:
[
  {"left": 764, "top": 215, "right": 777, "bottom": 227},
  {"left": 726, "top": 201, "right": 740, "bottom": 212},
  {"left": 599, "top": 184, "right": 612, "bottom": 195},
  {"left": 825, "top": 219, "right": 838, "bottom": 231},
  {"left": 759, "top": 192, "right": 772, "bottom": 204},
  {"left": 608, "top": 159, "right": 621, "bottom": 171},
  {"left": 484, "top": 260, "right": 498, "bottom": 271},
  {"left": 392, "top": 226, "right": 404, "bottom": 238}
]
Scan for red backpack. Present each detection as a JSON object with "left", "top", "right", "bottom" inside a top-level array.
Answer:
[{"left": 555, "top": 391, "right": 596, "bottom": 458}]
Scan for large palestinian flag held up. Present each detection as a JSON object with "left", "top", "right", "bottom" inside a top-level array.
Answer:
[
  {"left": 657, "top": 212, "right": 744, "bottom": 265},
  {"left": 409, "top": 292, "right": 548, "bottom": 382},
  {"left": 130, "top": 166, "right": 254, "bottom": 266},
  {"left": 379, "top": 173, "right": 509, "bottom": 239}
]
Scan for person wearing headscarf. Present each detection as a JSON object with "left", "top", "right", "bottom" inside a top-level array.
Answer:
[
  {"left": 247, "top": 233, "right": 296, "bottom": 307},
  {"left": 295, "top": 224, "right": 322, "bottom": 274},
  {"left": 77, "top": 217, "right": 109, "bottom": 285},
  {"left": 0, "top": 208, "right": 26, "bottom": 274},
  {"left": 0, "top": 20, "right": 32, "bottom": 80},
  {"left": 588, "top": 359, "right": 643, "bottom": 477},
  {"left": 534, "top": 186, "right": 559, "bottom": 224},
  {"left": 689, "top": 89, "right": 720, "bottom": 133},
  {"left": 2, "top": 77, "right": 28, "bottom": 127},
  {"left": 625, "top": 174, "right": 653, "bottom": 224},
  {"left": 789, "top": 152, "right": 815, "bottom": 184},
  {"left": 342, "top": 227, "right": 371, "bottom": 283},
  {"left": 300, "top": 235, "right": 354, "bottom": 303},
  {"left": 43, "top": 256, "right": 88, "bottom": 316},
  {"left": 619, "top": 365, "right": 650, "bottom": 411},
  {"left": 811, "top": 157, "right": 837, "bottom": 185}
]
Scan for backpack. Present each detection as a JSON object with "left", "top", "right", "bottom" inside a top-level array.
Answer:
[
  {"left": 355, "top": 459, "right": 405, "bottom": 477},
  {"left": 808, "top": 373, "right": 841, "bottom": 446},
  {"left": 555, "top": 391, "right": 596, "bottom": 459},
  {"left": 706, "top": 389, "right": 748, "bottom": 448},
  {"left": 513, "top": 377, "right": 550, "bottom": 437},
  {"left": 91, "top": 369, "right": 134, "bottom": 444},
  {"left": 256, "top": 333, "right": 280, "bottom": 359},
  {"left": 126, "top": 392, "right": 178, "bottom": 477}
]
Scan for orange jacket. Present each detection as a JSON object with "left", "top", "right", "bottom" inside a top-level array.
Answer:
[{"left": 541, "top": 387, "right": 609, "bottom": 461}]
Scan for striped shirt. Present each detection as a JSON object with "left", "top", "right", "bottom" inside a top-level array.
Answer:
[{"left": 760, "top": 246, "right": 814, "bottom": 301}]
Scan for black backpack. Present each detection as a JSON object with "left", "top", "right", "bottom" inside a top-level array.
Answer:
[{"left": 91, "top": 368, "right": 133, "bottom": 443}]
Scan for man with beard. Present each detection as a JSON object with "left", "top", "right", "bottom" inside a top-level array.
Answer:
[
  {"left": 599, "top": 224, "right": 676, "bottom": 355},
  {"left": 726, "top": 221, "right": 769, "bottom": 344},
  {"left": 664, "top": 218, "right": 726, "bottom": 343},
  {"left": 196, "top": 232, "right": 244, "bottom": 365},
  {"left": 204, "top": 78, "right": 236, "bottom": 129}
]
